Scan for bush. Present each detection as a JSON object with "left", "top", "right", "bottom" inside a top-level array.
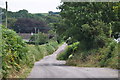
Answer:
[
  {"left": 57, "top": 42, "right": 79, "bottom": 60},
  {"left": 45, "top": 44, "right": 55, "bottom": 55},
  {"left": 66, "top": 39, "right": 119, "bottom": 69},
  {"left": 1, "top": 25, "right": 59, "bottom": 78},
  {"left": 98, "top": 40, "right": 119, "bottom": 69},
  {"left": 27, "top": 41, "right": 58, "bottom": 62},
  {"left": 2, "top": 26, "right": 28, "bottom": 78},
  {"left": 49, "top": 41, "right": 58, "bottom": 50},
  {"left": 29, "top": 32, "right": 48, "bottom": 44}
]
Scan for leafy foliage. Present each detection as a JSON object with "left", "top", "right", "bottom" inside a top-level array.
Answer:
[
  {"left": 2, "top": 8, "right": 60, "bottom": 34},
  {"left": 1, "top": 24, "right": 59, "bottom": 78},
  {"left": 57, "top": 42, "right": 79, "bottom": 60},
  {"left": 29, "top": 32, "right": 48, "bottom": 44},
  {"left": 56, "top": 2, "right": 119, "bottom": 45},
  {"left": 13, "top": 18, "right": 49, "bottom": 33},
  {"left": 56, "top": 2, "right": 119, "bottom": 69},
  {"left": 27, "top": 41, "right": 58, "bottom": 62},
  {"left": 1, "top": 25, "right": 58, "bottom": 78},
  {"left": 2, "top": 26, "right": 28, "bottom": 78},
  {"left": 67, "top": 40, "right": 119, "bottom": 69}
]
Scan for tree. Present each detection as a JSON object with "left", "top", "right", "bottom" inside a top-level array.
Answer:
[
  {"left": 13, "top": 18, "right": 49, "bottom": 33},
  {"left": 56, "top": 2, "right": 119, "bottom": 49}
]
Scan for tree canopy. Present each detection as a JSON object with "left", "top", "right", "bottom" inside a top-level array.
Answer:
[
  {"left": 55, "top": 2, "right": 119, "bottom": 49},
  {"left": 1, "top": 8, "right": 60, "bottom": 33}
]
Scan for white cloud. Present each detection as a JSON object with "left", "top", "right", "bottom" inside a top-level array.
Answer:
[{"left": 0, "top": 0, "right": 62, "bottom": 13}]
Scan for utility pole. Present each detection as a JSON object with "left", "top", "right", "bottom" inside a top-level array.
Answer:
[
  {"left": 37, "top": 29, "right": 39, "bottom": 45},
  {"left": 18, "top": 26, "right": 20, "bottom": 34},
  {"left": 19, "top": 29, "right": 20, "bottom": 34},
  {"left": 34, "top": 27, "right": 37, "bottom": 45},
  {"left": 5, "top": 1, "right": 8, "bottom": 28}
]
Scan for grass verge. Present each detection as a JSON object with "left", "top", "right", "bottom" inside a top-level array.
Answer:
[
  {"left": 8, "top": 41, "right": 58, "bottom": 78},
  {"left": 57, "top": 41, "right": 119, "bottom": 69}
]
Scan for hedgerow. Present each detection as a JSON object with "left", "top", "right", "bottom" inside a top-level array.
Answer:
[
  {"left": 59, "top": 40, "right": 119, "bottom": 69},
  {"left": 2, "top": 26, "right": 28, "bottom": 78},
  {"left": 1, "top": 26, "right": 58, "bottom": 78}
]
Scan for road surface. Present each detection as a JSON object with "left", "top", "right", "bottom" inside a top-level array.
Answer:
[{"left": 28, "top": 43, "right": 118, "bottom": 78}]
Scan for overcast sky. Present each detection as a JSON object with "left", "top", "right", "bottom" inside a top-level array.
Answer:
[{"left": 0, "top": 0, "right": 62, "bottom": 13}]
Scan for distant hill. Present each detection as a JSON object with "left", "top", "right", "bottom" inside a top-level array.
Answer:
[{"left": 1, "top": 8, "right": 60, "bottom": 33}]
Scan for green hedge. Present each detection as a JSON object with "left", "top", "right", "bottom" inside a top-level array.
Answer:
[
  {"left": 27, "top": 41, "right": 58, "bottom": 62},
  {"left": 57, "top": 42, "right": 79, "bottom": 60},
  {"left": 1, "top": 26, "right": 58, "bottom": 78},
  {"left": 29, "top": 32, "right": 48, "bottom": 44},
  {"left": 57, "top": 40, "right": 119, "bottom": 69},
  {"left": 2, "top": 26, "right": 28, "bottom": 78}
]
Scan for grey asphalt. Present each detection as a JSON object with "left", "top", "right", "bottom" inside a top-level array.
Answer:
[{"left": 28, "top": 43, "right": 118, "bottom": 78}]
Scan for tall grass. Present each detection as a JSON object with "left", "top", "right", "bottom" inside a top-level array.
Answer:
[
  {"left": 27, "top": 41, "right": 58, "bottom": 63},
  {"left": 57, "top": 40, "right": 119, "bottom": 69},
  {"left": 16, "top": 41, "right": 58, "bottom": 78},
  {"left": 57, "top": 42, "right": 79, "bottom": 60},
  {"left": 1, "top": 26, "right": 58, "bottom": 78}
]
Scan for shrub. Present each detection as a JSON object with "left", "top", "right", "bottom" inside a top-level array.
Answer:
[
  {"left": 99, "top": 41, "right": 119, "bottom": 69},
  {"left": 1, "top": 26, "right": 59, "bottom": 78},
  {"left": 49, "top": 41, "right": 58, "bottom": 50},
  {"left": 29, "top": 32, "right": 48, "bottom": 44},
  {"left": 57, "top": 42, "right": 79, "bottom": 60},
  {"left": 45, "top": 44, "right": 55, "bottom": 55},
  {"left": 66, "top": 39, "right": 119, "bottom": 69},
  {"left": 27, "top": 41, "right": 58, "bottom": 62},
  {"left": 2, "top": 26, "right": 28, "bottom": 78}
]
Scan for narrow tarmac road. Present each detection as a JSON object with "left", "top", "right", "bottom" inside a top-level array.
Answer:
[{"left": 28, "top": 43, "right": 118, "bottom": 78}]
